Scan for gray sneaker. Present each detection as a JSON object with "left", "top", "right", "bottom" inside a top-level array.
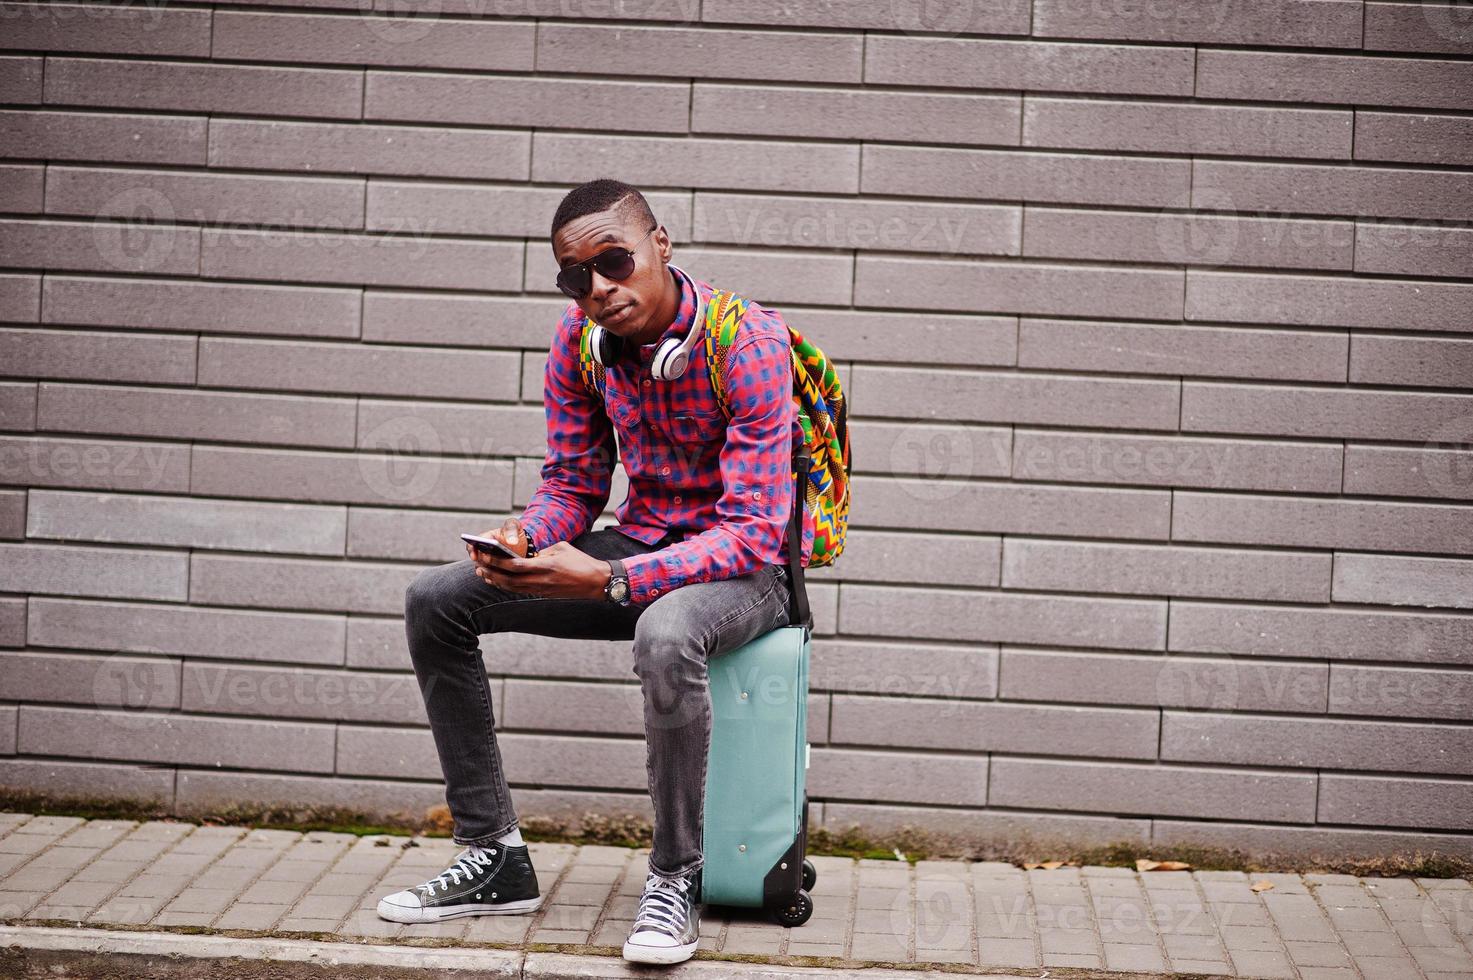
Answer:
[{"left": 623, "top": 869, "right": 702, "bottom": 964}]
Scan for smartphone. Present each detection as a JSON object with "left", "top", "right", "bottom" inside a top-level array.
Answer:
[{"left": 460, "top": 532, "right": 521, "bottom": 560}]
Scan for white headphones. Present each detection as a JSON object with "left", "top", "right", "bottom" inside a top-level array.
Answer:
[{"left": 586, "top": 263, "right": 707, "bottom": 381}]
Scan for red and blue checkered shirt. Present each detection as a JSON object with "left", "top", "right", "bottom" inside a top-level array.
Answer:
[{"left": 519, "top": 266, "right": 813, "bottom": 606}]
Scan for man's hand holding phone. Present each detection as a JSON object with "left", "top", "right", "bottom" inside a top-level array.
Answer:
[{"left": 462, "top": 518, "right": 613, "bottom": 601}]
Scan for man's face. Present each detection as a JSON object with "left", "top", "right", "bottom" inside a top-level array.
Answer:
[{"left": 552, "top": 208, "right": 671, "bottom": 343}]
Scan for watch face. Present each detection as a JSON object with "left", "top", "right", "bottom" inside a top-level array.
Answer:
[{"left": 609, "top": 579, "right": 629, "bottom": 602}]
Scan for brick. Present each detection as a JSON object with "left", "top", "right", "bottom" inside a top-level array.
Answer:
[
  {"left": 0, "top": 759, "right": 173, "bottom": 803},
  {"left": 346, "top": 616, "right": 408, "bottom": 670},
  {"left": 0, "top": 542, "right": 186, "bottom": 601},
  {"left": 175, "top": 770, "right": 442, "bottom": 823},
  {"left": 854, "top": 365, "right": 1178, "bottom": 430},
  {"left": 209, "top": 119, "right": 530, "bottom": 180},
  {"left": 363, "top": 292, "right": 564, "bottom": 348},
  {"left": 339, "top": 726, "right": 641, "bottom": 786},
  {"left": 0, "top": 56, "right": 41, "bottom": 102},
  {"left": 189, "top": 553, "right": 420, "bottom": 615},
  {"left": 191, "top": 445, "right": 514, "bottom": 510},
  {"left": 1174, "top": 492, "right": 1473, "bottom": 557},
  {"left": 199, "top": 338, "right": 519, "bottom": 401},
  {"left": 180, "top": 663, "right": 425, "bottom": 725},
  {"left": 695, "top": 191, "right": 1017, "bottom": 257},
  {"left": 811, "top": 639, "right": 997, "bottom": 700},
  {"left": 29, "top": 597, "right": 346, "bottom": 666},
  {"left": 863, "top": 145, "right": 1189, "bottom": 209},
  {"left": 0, "top": 490, "right": 22, "bottom": 539},
  {"left": 809, "top": 747, "right": 986, "bottom": 807},
  {"left": 1333, "top": 554, "right": 1473, "bottom": 610},
  {"left": 1195, "top": 160, "right": 1473, "bottom": 222},
  {"left": 854, "top": 476, "right": 1170, "bottom": 540},
  {"left": 42, "top": 276, "right": 361, "bottom": 339},
  {"left": 1024, "top": 97, "right": 1351, "bottom": 159},
  {"left": 820, "top": 529, "right": 1000, "bottom": 588},
  {"left": 0, "top": 381, "right": 37, "bottom": 430},
  {"left": 0, "top": 273, "right": 39, "bottom": 320},
  {"left": 45, "top": 166, "right": 365, "bottom": 231},
  {"left": 840, "top": 582, "right": 1166, "bottom": 650},
  {"left": 0, "top": 435, "right": 188, "bottom": 493},
  {"left": 44, "top": 57, "right": 363, "bottom": 118},
  {"left": 543, "top": 22, "right": 861, "bottom": 81},
  {"left": 1154, "top": 819, "right": 1473, "bottom": 863},
  {"left": 1329, "top": 665, "right": 1473, "bottom": 721},
  {"left": 529, "top": 241, "right": 852, "bottom": 306},
  {"left": 1169, "top": 601, "right": 1473, "bottom": 667},
  {"left": 1355, "top": 222, "right": 1473, "bottom": 278},
  {"left": 347, "top": 506, "right": 515, "bottom": 562},
  {"left": 1196, "top": 50, "right": 1473, "bottom": 112},
  {"left": 1181, "top": 383, "right": 1473, "bottom": 443},
  {"left": 856, "top": 256, "right": 1183, "bottom": 320},
  {"left": 702, "top": 0, "right": 1028, "bottom": 33},
  {"left": 776, "top": 308, "right": 1017, "bottom": 366},
  {"left": 0, "top": 651, "right": 180, "bottom": 711},
  {"left": 693, "top": 83, "right": 1019, "bottom": 146},
  {"left": 831, "top": 694, "right": 1158, "bottom": 759},
  {"left": 0, "top": 597, "right": 21, "bottom": 646},
  {"left": 0, "top": 706, "right": 13, "bottom": 754},
  {"left": 1000, "top": 649, "right": 1327, "bottom": 714},
  {"left": 1022, "top": 208, "right": 1353, "bottom": 272},
  {"left": 1352, "top": 335, "right": 1473, "bottom": 389},
  {"left": 1355, "top": 112, "right": 1473, "bottom": 166},
  {"left": 214, "top": 11, "right": 533, "bottom": 69},
  {"left": 0, "top": 164, "right": 42, "bottom": 211},
  {"left": 0, "top": 328, "right": 196, "bottom": 385},
  {"left": 37, "top": 383, "right": 357, "bottom": 449},
  {"left": 1363, "top": 1, "right": 1473, "bottom": 55},
  {"left": 0, "top": 218, "right": 198, "bottom": 276},
  {"left": 990, "top": 758, "right": 1317, "bottom": 823},
  {"left": 0, "top": 109, "right": 206, "bottom": 165},
  {"left": 26, "top": 490, "right": 347, "bottom": 556},
  {"left": 201, "top": 228, "right": 520, "bottom": 291},
  {"left": 1034, "top": 0, "right": 1360, "bottom": 46},
  {"left": 1344, "top": 445, "right": 1473, "bottom": 501},
  {"left": 19, "top": 705, "right": 335, "bottom": 774},
  {"left": 865, "top": 36, "right": 1194, "bottom": 96},
  {"left": 1161, "top": 712, "right": 1471, "bottom": 777},
  {"left": 368, "top": 184, "right": 686, "bottom": 242},
  {"left": 1186, "top": 270, "right": 1473, "bottom": 333},
  {"left": 1320, "top": 775, "right": 1472, "bottom": 831},
  {"left": 532, "top": 132, "right": 858, "bottom": 194},
  {"left": 367, "top": 72, "right": 687, "bottom": 133},
  {"left": 0, "top": 3, "right": 211, "bottom": 56},
  {"left": 1002, "top": 540, "right": 1331, "bottom": 603}
]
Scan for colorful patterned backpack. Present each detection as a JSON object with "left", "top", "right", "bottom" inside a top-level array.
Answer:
[{"left": 576, "top": 287, "right": 850, "bottom": 567}]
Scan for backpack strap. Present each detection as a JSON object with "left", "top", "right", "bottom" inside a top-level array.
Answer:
[
  {"left": 576, "top": 314, "right": 606, "bottom": 401},
  {"left": 701, "top": 288, "right": 745, "bottom": 421}
]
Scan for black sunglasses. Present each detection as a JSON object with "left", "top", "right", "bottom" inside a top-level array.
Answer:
[{"left": 555, "top": 224, "right": 658, "bottom": 300}]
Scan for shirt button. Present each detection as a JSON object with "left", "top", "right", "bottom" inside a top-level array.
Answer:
[
  {"left": 642, "top": 379, "right": 651, "bottom": 387},
  {"left": 673, "top": 495, "right": 681, "bottom": 502},
  {"left": 661, "top": 466, "right": 671, "bottom": 475},
  {"left": 753, "top": 490, "right": 762, "bottom": 499},
  {"left": 651, "top": 588, "right": 660, "bottom": 596}
]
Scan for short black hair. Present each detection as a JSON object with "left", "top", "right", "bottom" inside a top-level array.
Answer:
[{"left": 550, "top": 178, "right": 657, "bottom": 240}]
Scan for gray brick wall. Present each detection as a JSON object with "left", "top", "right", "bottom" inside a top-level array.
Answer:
[{"left": 1, "top": 0, "right": 1469, "bottom": 862}]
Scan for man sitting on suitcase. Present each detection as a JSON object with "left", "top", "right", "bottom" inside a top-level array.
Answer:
[{"left": 375, "top": 178, "right": 813, "bottom": 965}]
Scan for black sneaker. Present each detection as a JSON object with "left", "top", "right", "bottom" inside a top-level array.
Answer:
[
  {"left": 623, "top": 868, "right": 703, "bottom": 964},
  {"left": 377, "top": 843, "right": 542, "bottom": 923}
]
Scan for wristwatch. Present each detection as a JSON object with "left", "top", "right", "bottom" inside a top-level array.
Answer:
[{"left": 604, "top": 558, "right": 631, "bottom": 606}]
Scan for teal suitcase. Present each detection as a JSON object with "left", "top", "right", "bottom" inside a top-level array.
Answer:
[{"left": 700, "top": 446, "right": 817, "bottom": 926}]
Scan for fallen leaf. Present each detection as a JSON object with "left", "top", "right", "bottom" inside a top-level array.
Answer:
[
  {"left": 1251, "top": 880, "right": 1275, "bottom": 892},
  {"left": 1040, "top": 860, "right": 1065, "bottom": 870},
  {"left": 1156, "top": 860, "right": 1192, "bottom": 871},
  {"left": 1136, "top": 859, "right": 1160, "bottom": 872}
]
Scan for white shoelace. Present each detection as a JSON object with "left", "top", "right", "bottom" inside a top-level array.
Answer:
[
  {"left": 419, "top": 846, "right": 495, "bottom": 897},
  {"left": 632, "top": 871, "right": 695, "bottom": 937}
]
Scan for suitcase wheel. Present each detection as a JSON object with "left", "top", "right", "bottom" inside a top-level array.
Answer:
[
  {"left": 801, "top": 859, "right": 817, "bottom": 892},
  {"left": 767, "top": 889, "right": 813, "bottom": 927}
]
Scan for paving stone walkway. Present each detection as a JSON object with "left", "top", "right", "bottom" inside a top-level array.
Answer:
[{"left": 1, "top": 813, "right": 1471, "bottom": 978}]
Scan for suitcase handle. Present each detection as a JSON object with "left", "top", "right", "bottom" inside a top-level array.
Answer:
[{"left": 785, "top": 445, "right": 813, "bottom": 633}]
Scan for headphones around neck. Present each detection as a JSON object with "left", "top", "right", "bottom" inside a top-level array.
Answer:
[{"left": 586, "top": 263, "right": 707, "bottom": 381}]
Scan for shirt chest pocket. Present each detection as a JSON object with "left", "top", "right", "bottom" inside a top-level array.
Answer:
[{"left": 653, "top": 409, "right": 727, "bottom": 446}]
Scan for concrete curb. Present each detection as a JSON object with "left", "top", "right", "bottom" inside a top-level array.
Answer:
[{"left": 0, "top": 926, "right": 1051, "bottom": 980}]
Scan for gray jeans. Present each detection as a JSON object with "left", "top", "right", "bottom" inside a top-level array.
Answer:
[{"left": 403, "top": 526, "right": 794, "bottom": 880}]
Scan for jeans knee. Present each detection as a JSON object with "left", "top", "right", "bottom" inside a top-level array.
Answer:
[{"left": 404, "top": 562, "right": 452, "bottom": 629}]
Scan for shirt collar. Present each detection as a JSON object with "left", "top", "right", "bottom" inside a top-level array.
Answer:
[{"left": 633, "top": 264, "right": 704, "bottom": 360}]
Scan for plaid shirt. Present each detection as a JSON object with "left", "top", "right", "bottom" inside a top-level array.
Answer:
[{"left": 519, "top": 266, "right": 813, "bottom": 606}]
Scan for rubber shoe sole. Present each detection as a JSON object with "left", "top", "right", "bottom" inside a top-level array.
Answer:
[
  {"left": 622, "top": 935, "right": 698, "bottom": 965},
  {"left": 376, "top": 893, "right": 543, "bottom": 923}
]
